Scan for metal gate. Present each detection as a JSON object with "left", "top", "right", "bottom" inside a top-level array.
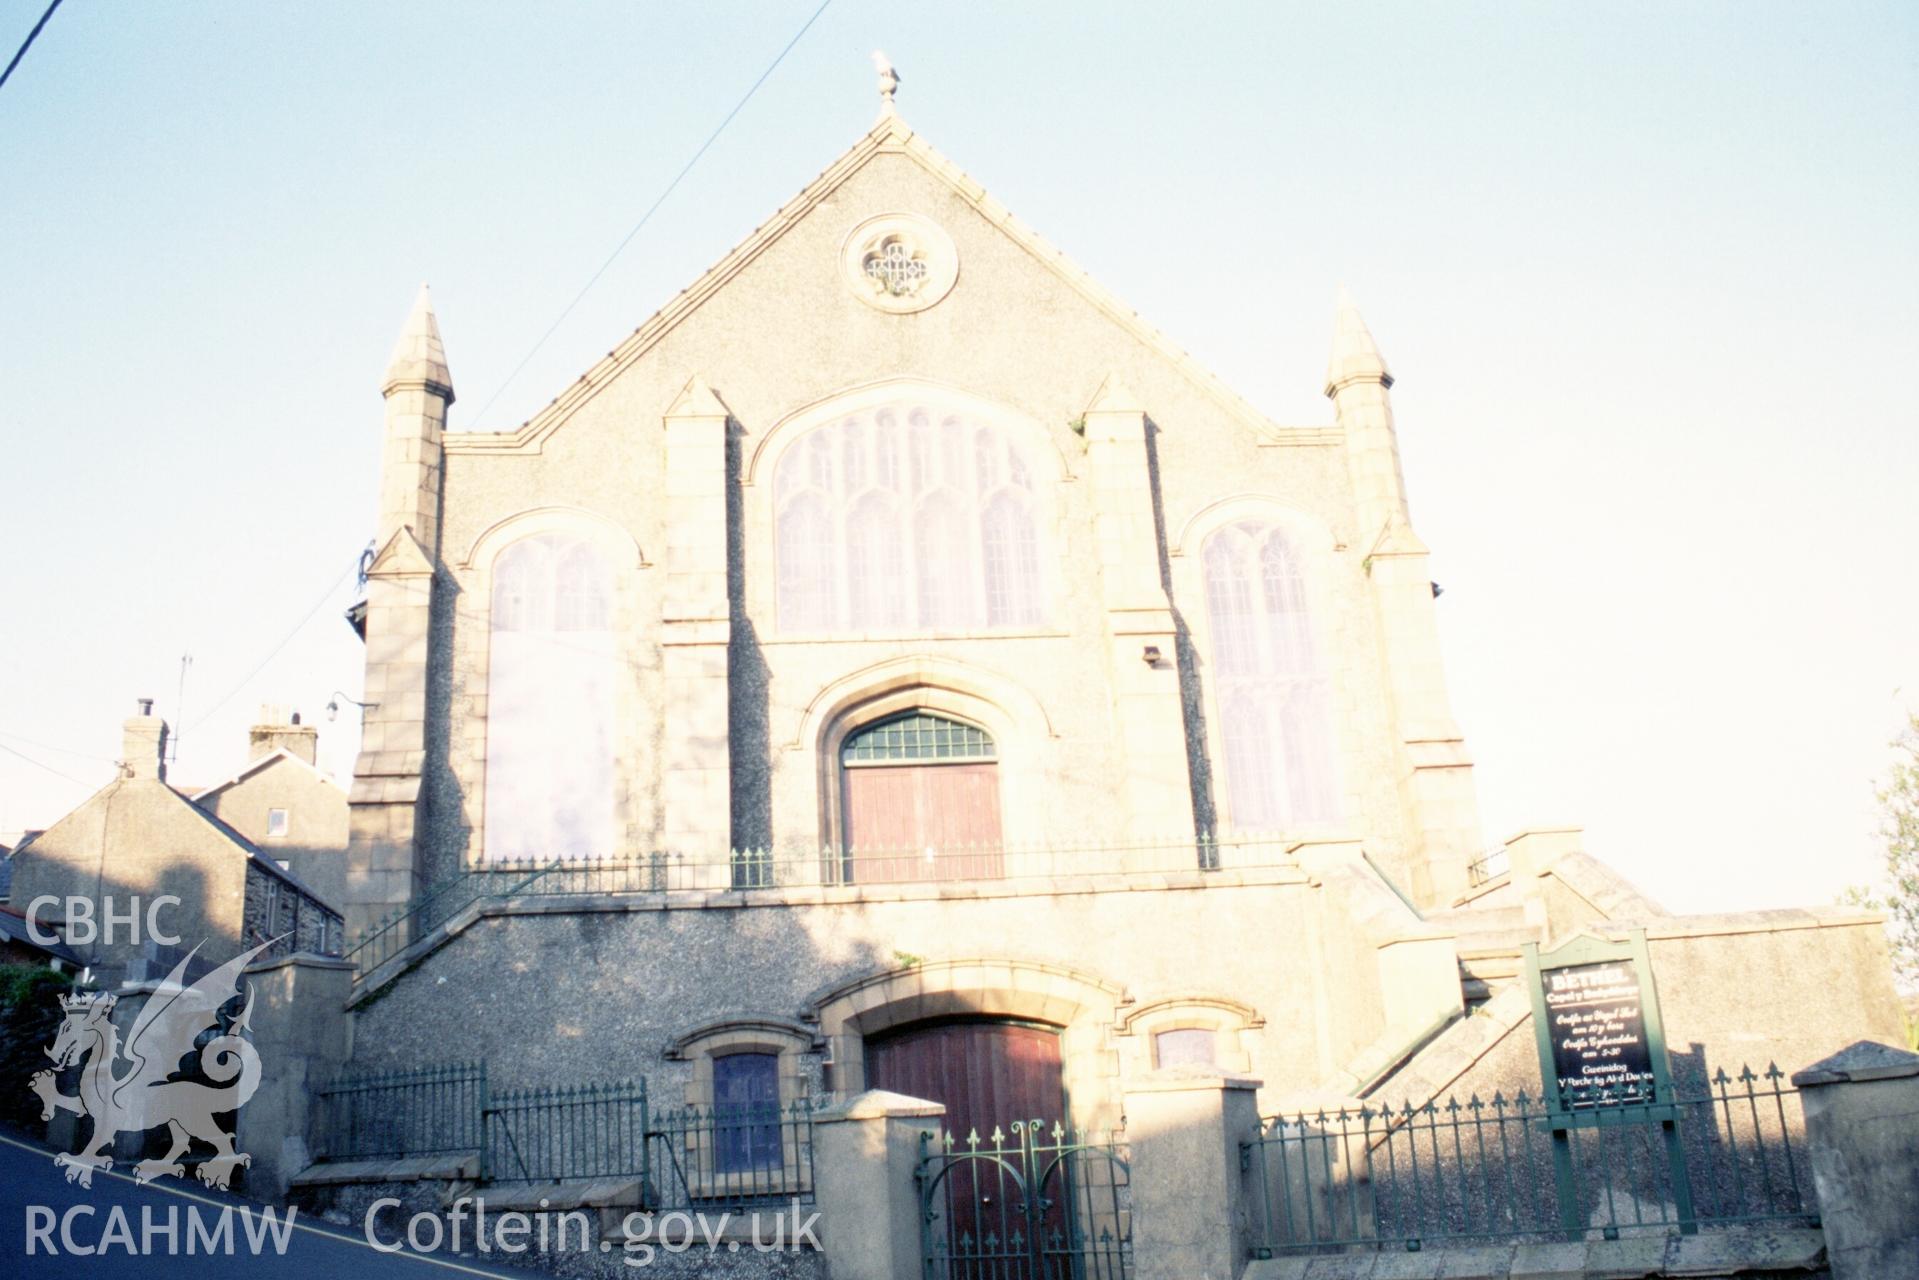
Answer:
[{"left": 917, "top": 1119, "right": 1131, "bottom": 1279}]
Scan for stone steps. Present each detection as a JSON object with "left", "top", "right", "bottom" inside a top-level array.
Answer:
[{"left": 1432, "top": 902, "right": 1545, "bottom": 1009}]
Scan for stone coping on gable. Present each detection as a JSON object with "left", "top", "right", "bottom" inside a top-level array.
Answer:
[
  {"left": 1562, "top": 906, "right": 1887, "bottom": 946},
  {"left": 439, "top": 112, "right": 1319, "bottom": 455}
]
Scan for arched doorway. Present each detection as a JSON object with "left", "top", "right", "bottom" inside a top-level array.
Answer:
[
  {"left": 872, "top": 1019, "right": 1127, "bottom": 1277},
  {"left": 839, "top": 711, "right": 1003, "bottom": 881},
  {"left": 864, "top": 1017, "right": 1067, "bottom": 1141}
]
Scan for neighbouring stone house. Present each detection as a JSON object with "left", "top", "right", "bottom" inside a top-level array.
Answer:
[
  {"left": 194, "top": 707, "right": 352, "bottom": 910},
  {"left": 322, "top": 77, "right": 1904, "bottom": 1273},
  {"left": 9, "top": 702, "right": 345, "bottom": 985}
]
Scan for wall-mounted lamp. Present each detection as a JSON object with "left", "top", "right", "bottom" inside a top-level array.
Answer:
[
  {"left": 1141, "top": 645, "right": 1163, "bottom": 667},
  {"left": 325, "top": 691, "right": 379, "bottom": 722},
  {"left": 1430, "top": 582, "right": 1445, "bottom": 599}
]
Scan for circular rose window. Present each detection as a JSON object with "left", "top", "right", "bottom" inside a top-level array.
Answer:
[{"left": 839, "top": 213, "right": 959, "bottom": 314}]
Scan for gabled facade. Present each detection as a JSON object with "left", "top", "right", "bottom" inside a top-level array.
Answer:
[
  {"left": 193, "top": 710, "right": 351, "bottom": 910},
  {"left": 342, "top": 105, "right": 1481, "bottom": 921},
  {"left": 335, "top": 93, "right": 1899, "bottom": 1164},
  {"left": 9, "top": 704, "right": 344, "bottom": 986}
]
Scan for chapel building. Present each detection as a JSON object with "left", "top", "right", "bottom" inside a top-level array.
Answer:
[{"left": 335, "top": 85, "right": 1899, "bottom": 1146}]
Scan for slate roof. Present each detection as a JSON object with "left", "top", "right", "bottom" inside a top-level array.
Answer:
[{"left": 0, "top": 903, "right": 84, "bottom": 966}]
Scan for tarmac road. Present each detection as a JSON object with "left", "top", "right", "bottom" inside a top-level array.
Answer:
[{"left": 0, "top": 1130, "right": 531, "bottom": 1280}]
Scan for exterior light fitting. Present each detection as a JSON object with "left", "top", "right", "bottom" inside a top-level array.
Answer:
[{"left": 325, "top": 691, "right": 379, "bottom": 722}]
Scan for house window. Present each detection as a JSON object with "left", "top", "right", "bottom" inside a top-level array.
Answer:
[
  {"left": 265, "top": 808, "right": 289, "bottom": 839},
  {"left": 258, "top": 879, "right": 280, "bottom": 943},
  {"left": 839, "top": 712, "right": 1003, "bottom": 881},
  {"left": 1154, "top": 1028, "right": 1217, "bottom": 1069},
  {"left": 485, "top": 534, "right": 616, "bottom": 862},
  {"left": 1201, "top": 521, "right": 1338, "bottom": 829},
  {"left": 773, "top": 403, "right": 1046, "bottom": 633},
  {"left": 712, "top": 1052, "right": 782, "bottom": 1175}
]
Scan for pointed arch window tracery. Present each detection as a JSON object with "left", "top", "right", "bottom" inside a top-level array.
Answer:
[
  {"left": 485, "top": 532, "right": 616, "bottom": 862},
  {"left": 773, "top": 401, "right": 1046, "bottom": 634},
  {"left": 1201, "top": 521, "right": 1338, "bottom": 830}
]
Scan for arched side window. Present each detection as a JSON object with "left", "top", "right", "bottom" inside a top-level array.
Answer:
[
  {"left": 1201, "top": 522, "right": 1338, "bottom": 830},
  {"left": 773, "top": 404, "right": 1045, "bottom": 634},
  {"left": 485, "top": 533, "right": 615, "bottom": 862}
]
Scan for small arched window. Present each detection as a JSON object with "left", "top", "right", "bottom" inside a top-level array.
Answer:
[
  {"left": 1202, "top": 521, "right": 1338, "bottom": 830},
  {"left": 485, "top": 533, "right": 616, "bottom": 862},
  {"left": 773, "top": 402, "right": 1046, "bottom": 633}
]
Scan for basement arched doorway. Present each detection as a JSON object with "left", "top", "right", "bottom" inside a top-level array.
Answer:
[{"left": 864, "top": 1017, "right": 1067, "bottom": 1142}]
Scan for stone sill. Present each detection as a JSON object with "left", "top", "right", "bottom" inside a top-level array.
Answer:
[
  {"left": 292, "top": 1152, "right": 480, "bottom": 1187},
  {"left": 453, "top": 1178, "right": 642, "bottom": 1213}
]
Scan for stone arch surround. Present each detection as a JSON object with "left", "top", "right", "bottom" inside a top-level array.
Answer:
[
  {"left": 803, "top": 958, "right": 1131, "bottom": 1128},
  {"left": 790, "top": 654, "right": 1059, "bottom": 851}
]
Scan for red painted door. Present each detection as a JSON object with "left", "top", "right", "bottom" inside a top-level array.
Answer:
[
  {"left": 865, "top": 1019, "right": 1066, "bottom": 1143},
  {"left": 842, "top": 762, "right": 1004, "bottom": 882},
  {"left": 867, "top": 1020, "right": 1070, "bottom": 1272}
]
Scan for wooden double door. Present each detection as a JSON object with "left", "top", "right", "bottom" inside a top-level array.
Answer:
[
  {"left": 841, "top": 761, "right": 1004, "bottom": 882},
  {"left": 873, "top": 1021, "right": 1122, "bottom": 1276},
  {"left": 865, "top": 1018, "right": 1066, "bottom": 1146}
]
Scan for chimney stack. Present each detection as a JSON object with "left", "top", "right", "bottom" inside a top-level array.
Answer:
[
  {"left": 123, "top": 698, "right": 168, "bottom": 782},
  {"left": 248, "top": 704, "right": 319, "bottom": 766}
]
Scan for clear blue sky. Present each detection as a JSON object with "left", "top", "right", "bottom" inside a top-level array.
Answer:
[{"left": 2, "top": 2, "right": 1914, "bottom": 912}]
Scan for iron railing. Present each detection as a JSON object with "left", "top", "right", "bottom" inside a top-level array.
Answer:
[
  {"left": 486, "top": 834, "right": 1298, "bottom": 895},
  {"left": 344, "top": 859, "right": 557, "bottom": 975},
  {"left": 918, "top": 1121, "right": 1132, "bottom": 1279},
  {"left": 1465, "top": 845, "right": 1511, "bottom": 887},
  {"left": 646, "top": 1100, "right": 817, "bottom": 1210},
  {"left": 465, "top": 834, "right": 1295, "bottom": 895},
  {"left": 484, "top": 1079, "right": 650, "bottom": 1184},
  {"left": 319, "top": 1064, "right": 816, "bottom": 1207},
  {"left": 315, "top": 1061, "right": 487, "bottom": 1162},
  {"left": 1244, "top": 1065, "right": 1813, "bottom": 1255},
  {"left": 344, "top": 835, "right": 1305, "bottom": 982}
]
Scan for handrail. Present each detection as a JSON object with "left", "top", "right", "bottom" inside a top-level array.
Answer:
[{"left": 344, "top": 858, "right": 559, "bottom": 974}]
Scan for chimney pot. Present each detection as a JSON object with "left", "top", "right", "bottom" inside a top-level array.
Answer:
[
  {"left": 248, "top": 708, "right": 319, "bottom": 766},
  {"left": 122, "top": 703, "right": 168, "bottom": 782}
]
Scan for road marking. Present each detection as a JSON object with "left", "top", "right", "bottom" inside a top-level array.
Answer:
[{"left": 0, "top": 1133, "right": 517, "bottom": 1275}]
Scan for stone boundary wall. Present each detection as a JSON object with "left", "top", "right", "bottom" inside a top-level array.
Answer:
[{"left": 1242, "top": 1227, "right": 1829, "bottom": 1279}]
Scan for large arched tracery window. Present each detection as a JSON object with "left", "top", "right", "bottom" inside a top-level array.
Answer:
[
  {"left": 774, "top": 403, "right": 1045, "bottom": 633},
  {"left": 1201, "top": 521, "right": 1338, "bottom": 830},
  {"left": 485, "top": 533, "right": 615, "bottom": 861}
]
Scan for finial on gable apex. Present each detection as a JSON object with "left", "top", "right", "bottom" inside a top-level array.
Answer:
[{"left": 872, "top": 50, "right": 899, "bottom": 114}]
